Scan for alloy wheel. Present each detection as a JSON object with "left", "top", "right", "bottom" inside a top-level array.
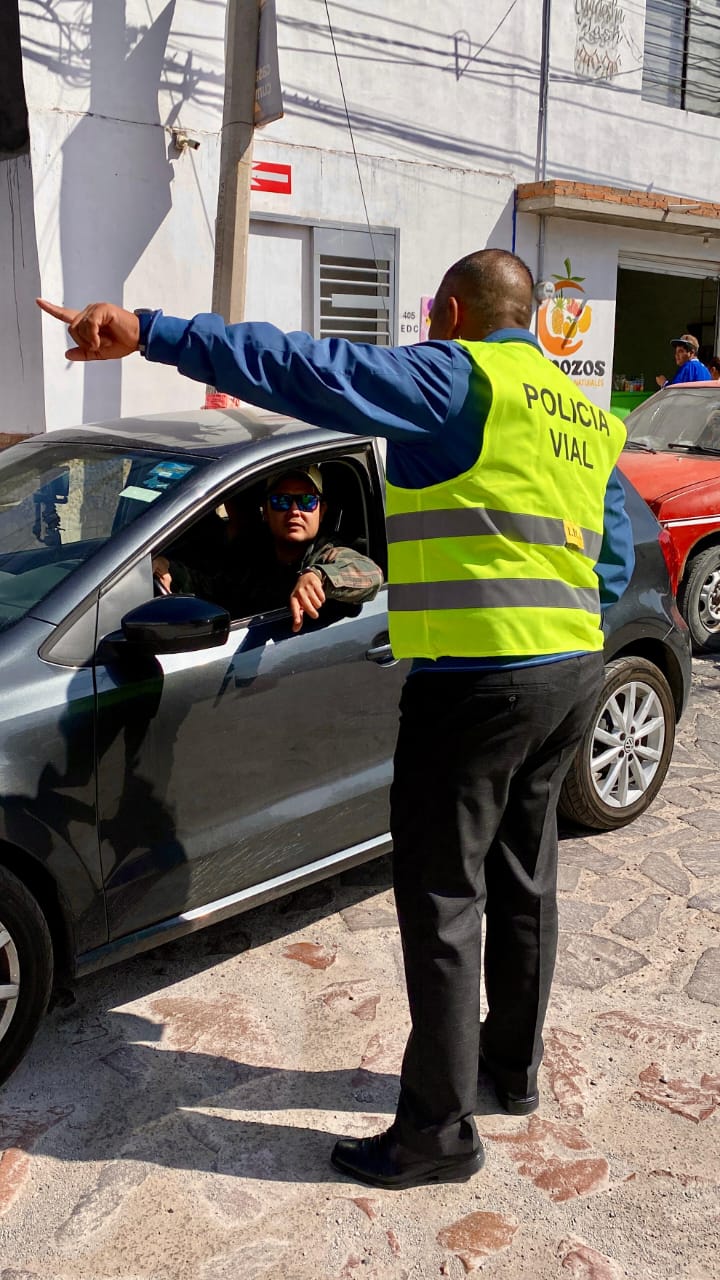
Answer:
[
  {"left": 590, "top": 678, "right": 666, "bottom": 810},
  {"left": 0, "top": 918, "right": 20, "bottom": 1044},
  {"left": 697, "top": 566, "right": 720, "bottom": 634}
]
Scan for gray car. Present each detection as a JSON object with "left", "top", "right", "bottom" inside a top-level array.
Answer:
[{"left": 0, "top": 409, "right": 691, "bottom": 1085}]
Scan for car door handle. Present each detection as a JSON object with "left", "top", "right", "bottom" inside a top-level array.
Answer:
[{"left": 366, "top": 639, "right": 398, "bottom": 665}]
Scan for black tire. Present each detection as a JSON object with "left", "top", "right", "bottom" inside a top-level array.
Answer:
[
  {"left": 559, "top": 656, "right": 675, "bottom": 832},
  {"left": 677, "top": 545, "right": 720, "bottom": 653},
  {"left": 0, "top": 867, "right": 53, "bottom": 1087}
]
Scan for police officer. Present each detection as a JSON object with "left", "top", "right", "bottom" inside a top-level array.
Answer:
[{"left": 38, "top": 249, "right": 634, "bottom": 1191}]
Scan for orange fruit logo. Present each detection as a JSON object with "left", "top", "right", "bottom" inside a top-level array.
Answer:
[{"left": 538, "top": 258, "right": 592, "bottom": 357}]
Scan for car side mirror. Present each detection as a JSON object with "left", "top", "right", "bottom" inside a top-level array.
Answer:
[{"left": 120, "top": 595, "right": 230, "bottom": 655}]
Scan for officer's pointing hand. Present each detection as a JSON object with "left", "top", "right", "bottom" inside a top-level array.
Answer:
[{"left": 36, "top": 299, "right": 141, "bottom": 362}]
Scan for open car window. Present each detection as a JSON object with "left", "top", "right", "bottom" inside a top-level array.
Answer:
[
  {"left": 0, "top": 443, "right": 206, "bottom": 633},
  {"left": 155, "top": 452, "right": 378, "bottom": 624}
]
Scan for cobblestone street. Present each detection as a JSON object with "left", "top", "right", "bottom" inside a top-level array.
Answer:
[{"left": 1, "top": 659, "right": 719, "bottom": 1280}]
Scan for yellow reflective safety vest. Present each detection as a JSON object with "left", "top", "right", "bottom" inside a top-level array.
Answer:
[{"left": 386, "top": 339, "right": 627, "bottom": 659}]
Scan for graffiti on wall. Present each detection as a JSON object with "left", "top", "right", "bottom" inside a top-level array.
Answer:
[{"left": 574, "top": 0, "right": 625, "bottom": 81}]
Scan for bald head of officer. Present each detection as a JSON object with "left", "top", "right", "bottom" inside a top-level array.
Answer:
[{"left": 428, "top": 249, "right": 534, "bottom": 343}]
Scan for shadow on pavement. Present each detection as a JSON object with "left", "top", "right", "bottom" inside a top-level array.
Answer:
[{"left": 1, "top": 858, "right": 408, "bottom": 1185}]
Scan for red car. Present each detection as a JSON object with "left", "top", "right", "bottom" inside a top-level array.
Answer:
[{"left": 620, "top": 382, "right": 720, "bottom": 651}]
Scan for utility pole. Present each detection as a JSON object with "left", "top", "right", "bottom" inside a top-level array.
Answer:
[
  {"left": 211, "top": 0, "right": 261, "bottom": 324},
  {"left": 534, "top": 0, "right": 552, "bottom": 335}
]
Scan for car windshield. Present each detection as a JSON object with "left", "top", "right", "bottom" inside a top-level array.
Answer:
[
  {"left": 0, "top": 443, "right": 205, "bottom": 632},
  {"left": 625, "top": 387, "right": 720, "bottom": 453}
]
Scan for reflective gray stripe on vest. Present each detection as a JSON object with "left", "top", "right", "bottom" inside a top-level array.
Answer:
[
  {"left": 386, "top": 507, "right": 603, "bottom": 562},
  {"left": 388, "top": 579, "right": 600, "bottom": 613}
]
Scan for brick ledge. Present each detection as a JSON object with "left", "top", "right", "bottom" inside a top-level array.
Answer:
[{"left": 516, "top": 180, "right": 720, "bottom": 235}]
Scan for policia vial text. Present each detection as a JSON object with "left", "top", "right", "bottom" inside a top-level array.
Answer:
[{"left": 523, "top": 383, "right": 610, "bottom": 471}]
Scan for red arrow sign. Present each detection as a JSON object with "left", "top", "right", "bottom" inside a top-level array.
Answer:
[{"left": 251, "top": 161, "right": 292, "bottom": 194}]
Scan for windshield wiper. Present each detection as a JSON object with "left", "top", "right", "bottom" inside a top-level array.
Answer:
[
  {"left": 624, "top": 440, "right": 656, "bottom": 452},
  {"left": 668, "top": 442, "right": 720, "bottom": 455}
]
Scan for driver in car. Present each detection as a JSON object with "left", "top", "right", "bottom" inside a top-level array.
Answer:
[{"left": 152, "top": 465, "right": 383, "bottom": 632}]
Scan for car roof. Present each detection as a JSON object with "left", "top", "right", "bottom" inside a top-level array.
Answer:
[
  {"left": 30, "top": 407, "right": 358, "bottom": 459},
  {"left": 662, "top": 380, "right": 720, "bottom": 389}
]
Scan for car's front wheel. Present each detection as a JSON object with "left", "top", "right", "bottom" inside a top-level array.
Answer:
[
  {"left": 559, "top": 656, "right": 675, "bottom": 831},
  {"left": 678, "top": 544, "right": 720, "bottom": 652},
  {"left": 0, "top": 867, "right": 53, "bottom": 1087}
]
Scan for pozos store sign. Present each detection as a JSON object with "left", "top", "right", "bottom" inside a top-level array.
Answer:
[{"left": 537, "top": 258, "right": 608, "bottom": 394}]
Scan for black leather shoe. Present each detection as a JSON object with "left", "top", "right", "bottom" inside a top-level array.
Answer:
[
  {"left": 492, "top": 1083, "right": 539, "bottom": 1116},
  {"left": 331, "top": 1129, "right": 485, "bottom": 1190},
  {"left": 478, "top": 1051, "right": 539, "bottom": 1116}
]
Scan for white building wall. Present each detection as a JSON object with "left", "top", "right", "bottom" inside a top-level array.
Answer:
[
  {"left": 258, "top": 1, "right": 720, "bottom": 226},
  {"left": 8, "top": 0, "right": 720, "bottom": 428},
  {"left": 20, "top": 0, "right": 226, "bottom": 429},
  {"left": 246, "top": 1, "right": 537, "bottom": 347},
  {"left": 547, "top": 3, "right": 720, "bottom": 199},
  {"left": 246, "top": 142, "right": 516, "bottom": 341},
  {"left": 0, "top": 153, "right": 46, "bottom": 432},
  {"left": 258, "top": 2, "right": 541, "bottom": 177}
]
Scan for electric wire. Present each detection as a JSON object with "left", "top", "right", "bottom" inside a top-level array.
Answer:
[
  {"left": 454, "top": 0, "right": 520, "bottom": 79},
  {"left": 323, "top": 0, "right": 383, "bottom": 271}
]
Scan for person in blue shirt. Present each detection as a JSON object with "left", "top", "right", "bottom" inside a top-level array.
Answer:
[
  {"left": 38, "top": 249, "right": 634, "bottom": 1192},
  {"left": 656, "top": 333, "right": 712, "bottom": 387}
]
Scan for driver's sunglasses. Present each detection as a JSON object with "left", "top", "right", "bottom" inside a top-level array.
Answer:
[{"left": 268, "top": 492, "right": 320, "bottom": 513}]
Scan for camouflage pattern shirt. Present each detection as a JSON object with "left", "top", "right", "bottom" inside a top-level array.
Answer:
[{"left": 169, "top": 533, "right": 383, "bottom": 620}]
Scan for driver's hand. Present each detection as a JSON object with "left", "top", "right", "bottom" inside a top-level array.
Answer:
[
  {"left": 290, "top": 570, "right": 326, "bottom": 633},
  {"left": 152, "top": 555, "right": 172, "bottom": 593},
  {"left": 655, "top": 375, "right": 668, "bottom": 388}
]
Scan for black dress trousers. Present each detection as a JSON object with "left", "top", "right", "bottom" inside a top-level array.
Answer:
[{"left": 389, "top": 652, "right": 604, "bottom": 1157}]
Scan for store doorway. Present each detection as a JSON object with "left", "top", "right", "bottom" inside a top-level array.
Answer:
[{"left": 612, "top": 262, "right": 720, "bottom": 417}]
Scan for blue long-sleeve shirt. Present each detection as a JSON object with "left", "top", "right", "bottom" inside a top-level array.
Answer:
[
  {"left": 140, "top": 311, "right": 635, "bottom": 668},
  {"left": 669, "top": 358, "right": 712, "bottom": 385}
]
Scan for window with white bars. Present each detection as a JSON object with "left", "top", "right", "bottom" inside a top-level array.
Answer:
[
  {"left": 247, "top": 219, "right": 398, "bottom": 345},
  {"left": 642, "top": 0, "right": 720, "bottom": 117},
  {"left": 313, "top": 228, "right": 396, "bottom": 345}
]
